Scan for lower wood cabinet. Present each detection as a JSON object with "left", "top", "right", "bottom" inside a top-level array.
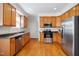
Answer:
[
  {"left": 21, "top": 34, "right": 26, "bottom": 46},
  {"left": 0, "top": 38, "right": 10, "bottom": 56},
  {"left": 0, "top": 33, "right": 30, "bottom": 56},
  {"left": 21, "top": 33, "right": 30, "bottom": 46},
  {"left": 53, "top": 33, "right": 61, "bottom": 43},
  {"left": 40, "top": 32, "right": 44, "bottom": 43},
  {"left": 0, "top": 38, "right": 15, "bottom": 56},
  {"left": 10, "top": 38, "right": 15, "bottom": 56}
]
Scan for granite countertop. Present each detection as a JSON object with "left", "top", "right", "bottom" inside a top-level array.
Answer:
[
  {"left": 0, "top": 32, "right": 29, "bottom": 39},
  {"left": 39, "top": 28, "right": 62, "bottom": 33}
]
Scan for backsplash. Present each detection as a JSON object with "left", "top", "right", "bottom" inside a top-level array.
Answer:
[{"left": 0, "top": 27, "right": 29, "bottom": 35}]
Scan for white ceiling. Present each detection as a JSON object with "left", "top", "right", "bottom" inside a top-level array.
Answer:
[{"left": 19, "top": 3, "right": 77, "bottom": 16}]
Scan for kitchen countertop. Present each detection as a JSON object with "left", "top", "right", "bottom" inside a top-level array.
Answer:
[
  {"left": 0, "top": 32, "right": 29, "bottom": 39},
  {"left": 39, "top": 28, "right": 62, "bottom": 33}
]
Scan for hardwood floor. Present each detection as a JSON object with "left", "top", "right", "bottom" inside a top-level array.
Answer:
[{"left": 16, "top": 39, "right": 66, "bottom": 56}]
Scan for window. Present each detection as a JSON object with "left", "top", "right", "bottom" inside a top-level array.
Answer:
[
  {"left": 20, "top": 16, "right": 24, "bottom": 28},
  {"left": 16, "top": 13, "right": 21, "bottom": 28}
]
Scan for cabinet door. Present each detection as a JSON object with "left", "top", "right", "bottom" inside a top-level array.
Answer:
[
  {"left": 51, "top": 17, "right": 56, "bottom": 27},
  {"left": 3, "top": 3, "right": 12, "bottom": 26},
  {"left": 48, "top": 17, "right": 52, "bottom": 24},
  {"left": 53, "top": 33, "right": 62, "bottom": 43},
  {"left": 11, "top": 6, "right": 16, "bottom": 26},
  {"left": 56, "top": 16, "right": 61, "bottom": 27},
  {"left": 10, "top": 38, "right": 15, "bottom": 56},
  {"left": 44, "top": 17, "right": 48, "bottom": 23},
  {"left": 75, "top": 4, "right": 79, "bottom": 16},
  {"left": 70, "top": 7, "right": 76, "bottom": 16},
  {"left": 40, "top": 32, "right": 44, "bottom": 43},
  {"left": 61, "top": 14, "right": 64, "bottom": 20},
  {"left": 68, "top": 9, "right": 72, "bottom": 17},
  {"left": 0, "top": 39, "right": 10, "bottom": 56},
  {"left": 25, "top": 33, "right": 30, "bottom": 43},
  {"left": 40, "top": 17, "right": 44, "bottom": 28},
  {"left": 21, "top": 34, "right": 26, "bottom": 46},
  {"left": 64, "top": 12, "right": 69, "bottom": 19}
]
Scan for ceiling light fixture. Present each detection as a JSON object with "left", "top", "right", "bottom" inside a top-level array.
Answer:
[
  {"left": 54, "top": 8, "right": 57, "bottom": 10},
  {"left": 28, "top": 8, "right": 32, "bottom": 11}
]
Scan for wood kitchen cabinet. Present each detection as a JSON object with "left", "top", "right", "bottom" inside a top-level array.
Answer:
[
  {"left": 0, "top": 37, "right": 15, "bottom": 56},
  {"left": 10, "top": 38, "right": 15, "bottom": 56},
  {"left": 56, "top": 16, "right": 61, "bottom": 27},
  {"left": 3, "top": 3, "right": 12, "bottom": 26},
  {"left": 40, "top": 32, "right": 44, "bottom": 43},
  {"left": 64, "top": 12, "right": 69, "bottom": 19},
  {"left": 40, "top": 16, "right": 56, "bottom": 28},
  {"left": 11, "top": 6, "right": 16, "bottom": 26},
  {"left": 53, "top": 33, "right": 58, "bottom": 43},
  {"left": 0, "top": 3, "right": 16, "bottom": 26},
  {"left": 69, "top": 7, "right": 76, "bottom": 16},
  {"left": 0, "top": 38, "right": 10, "bottom": 56},
  {"left": 40, "top": 17, "right": 44, "bottom": 28},
  {"left": 75, "top": 4, "right": 79, "bottom": 16},
  {"left": 51, "top": 17, "right": 56, "bottom": 27},
  {"left": 21, "top": 34, "right": 25, "bottom": 46},
  {"left": 21, "top": 33, "right": 30, "bottom": 46},
  {"left": 53, "top": 33, "right": 62, "bottom": 43},
  {"left": 61, "top": 13, "right": 65, "bottom": 20},
  {"left": 24, "top": 33, "right": 30, "bottom": 44}
]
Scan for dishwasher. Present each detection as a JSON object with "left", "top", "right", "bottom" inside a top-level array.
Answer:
[{"left": 15, "top": 35, "right": 22, "bottom": 53}]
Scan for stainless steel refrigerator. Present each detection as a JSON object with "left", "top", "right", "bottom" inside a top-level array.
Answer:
[{"left": 61, "top": 16, "right": 79, "bottom": 56}]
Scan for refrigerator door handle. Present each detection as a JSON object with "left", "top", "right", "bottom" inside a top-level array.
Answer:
[{"left": 61, "top": 28, "right": 63, "bottom": 39}]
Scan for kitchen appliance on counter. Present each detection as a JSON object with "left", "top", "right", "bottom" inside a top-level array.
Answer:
[
  {"left": 61, "top": 16, "right": 79, "bottom": 56},
  {"left": 43, "top": 23, "right": 53, "bottom": 43}
]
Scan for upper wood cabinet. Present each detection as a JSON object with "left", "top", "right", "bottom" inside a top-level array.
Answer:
[
  {"left": 61, "top": 14, "right": 64, "bottom": 20},
  {"left": 0, "top": 3, "right": 16, "bottom": 26},
  {"left": 64, "top": 12, "right": 69, "bottom": 19},
  {"left": 75, "top": 4, "right": 79, "bottom": 16},
  {"left": 56, "top": 16, "right": 61, "bottom": 27},
  {"left": 11, "top": 6, "right": 16, "bottom": 26},
  {"left": 40, "top": 17, "right": 44, "bottom": 28},
  {"left": 40, "top": 16, "right": 56, "bottom": 28},
  {"left": 51, "top": 17, "right": 56, "bottom": 27},
  {"left": 70, "top": 7, "right": 76, "bottom": 16},
  {"left": 3, "top": 3, "right": 12, "bottom": 26}
]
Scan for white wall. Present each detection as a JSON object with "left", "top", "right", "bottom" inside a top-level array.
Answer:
[{"left": 28, "top": 15, "right": 39, "bottom": 38}]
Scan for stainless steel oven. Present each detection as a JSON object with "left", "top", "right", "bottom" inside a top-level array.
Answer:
[{"left": 43, "top": 23, "right": 53, "bottom": 43}]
